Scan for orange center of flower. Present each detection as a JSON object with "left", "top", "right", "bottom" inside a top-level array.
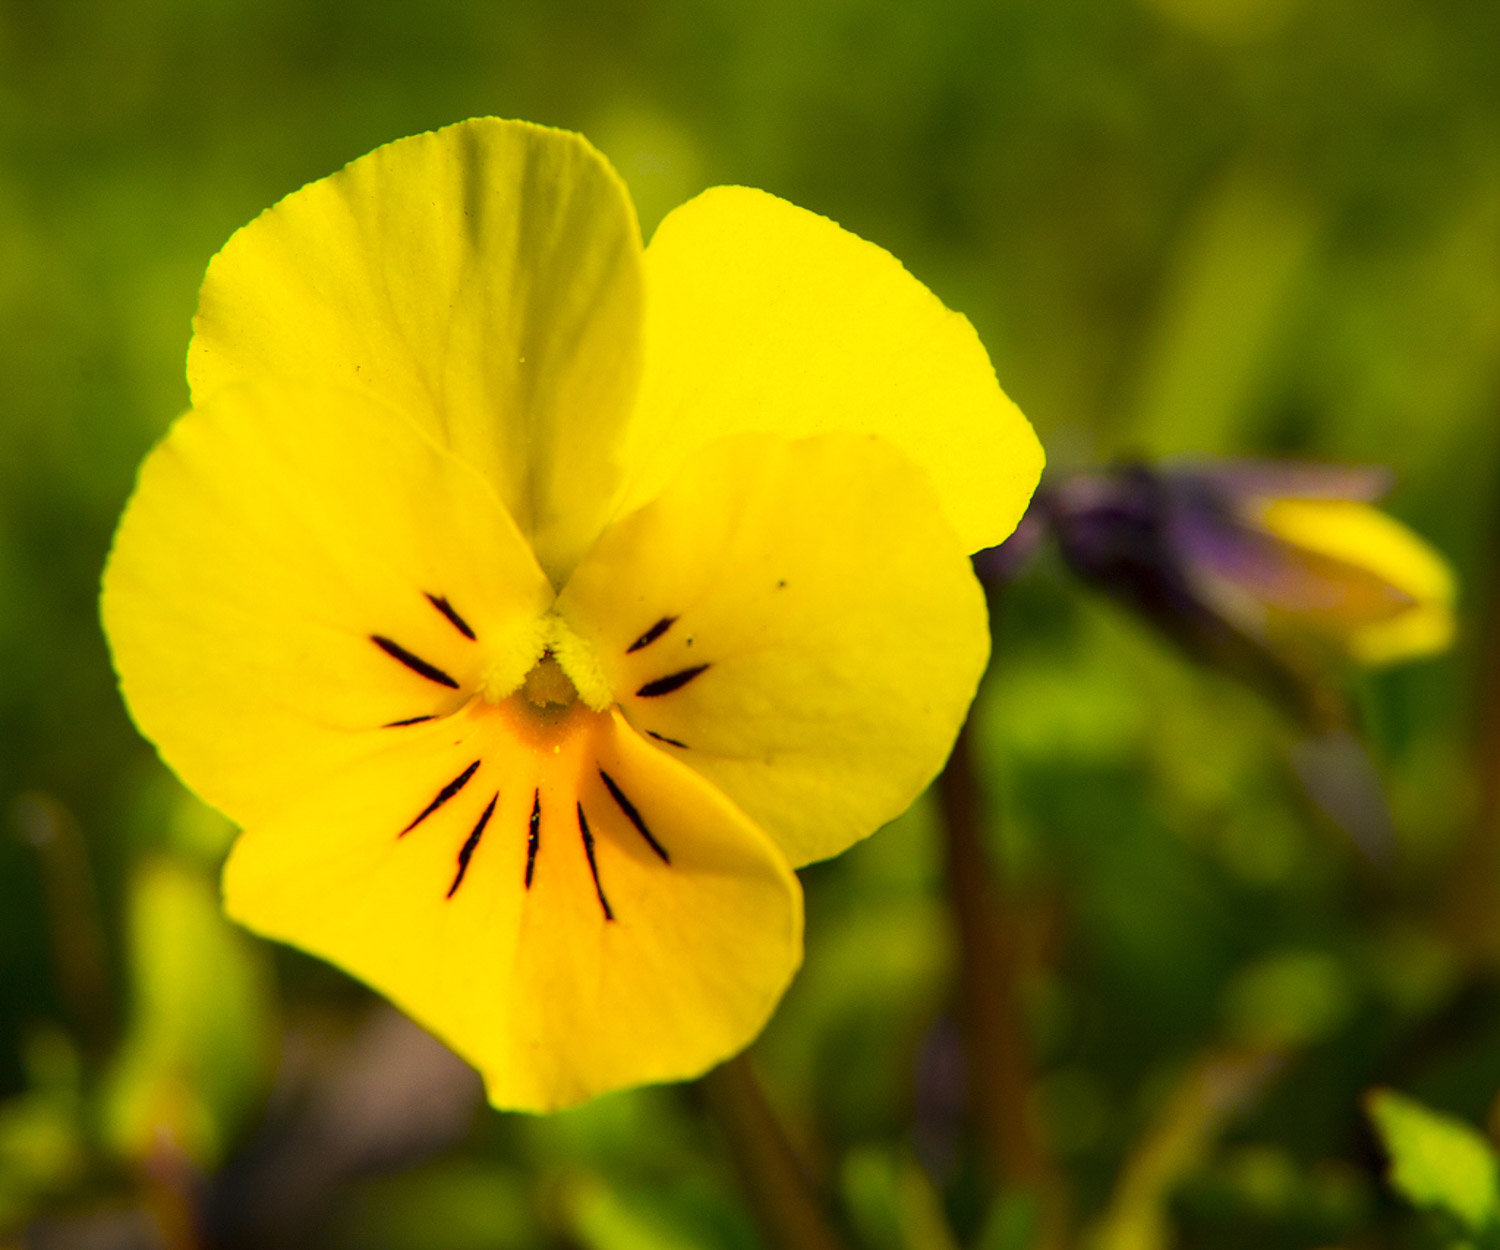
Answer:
[
  {"left": 520, "top": 653, "right": 578, "bottom": 710},
  {"left": 366, "top": 591, "right": 696, "bottom": 916}
]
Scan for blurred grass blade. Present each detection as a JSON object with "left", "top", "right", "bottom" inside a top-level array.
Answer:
[
  {"left": 0, "top": 1027, "right": 86, "bottom": 1231},
  {"left": 842, "top": 1145, "right": 962, "bottom": 1250},
  {"left": 1087, "top": 1047, "right": 1283, "bottom": 1250},
  {"left": 102, "top": 856, "right": 273, "bottom": 1172},
  {"left": 1128, "top": 164, "right": 1317, "bottom": 458},
  {"left": 561, "top": 1172, "right": 702, "bottom": 1250}
]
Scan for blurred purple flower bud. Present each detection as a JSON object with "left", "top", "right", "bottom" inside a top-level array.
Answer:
[
  {"left": 1044, "top": 464, "right": 1272, "bottom": 677},
  {"left": 1024, "top": 458, "right": 1454, "bottom": 867},
  {"left": 1025, "top": 459, "right": 1455, "bottom": 726},
  {"left": 1167, "top": 459, "right": 1453, "bottom": 668}
]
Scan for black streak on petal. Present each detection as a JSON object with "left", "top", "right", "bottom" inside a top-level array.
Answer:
[
  {"left": 371, "top": 636, "right": 459, "bottom": 688},
  {"left": 426, "top": 593, "right": 477, "bottom": 641},
  {"left": 401, "top": 760, "right": 480, "bottom": 836},
  {"left": 626, "top": 616, "right": 677, "bottom": 654},
  {"left": 646, "top": 730, "right": 689, "bottom": 749},
  {"left": 525, "top": 790, "right": 541, "bottom": 888},
  {"left": 636, "top": 664, "right": 710, "bottom": 698},
  {"left": 384, "top": 714, "right": 437, "bottom": 728},
  {"left": 599, "top": 769, "right": 670, "bottom": 864},
  {"left": 577, "top": 802, "right": 614, "bottom": 921},
  {"left": 447, "top": 793, "right": 497, "bottom": 898}
]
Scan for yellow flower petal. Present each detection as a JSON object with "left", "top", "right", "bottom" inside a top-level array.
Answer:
[
  {"left": 557, "top": 432, "right": 991, "bottom": 868},
  {"left": 222, "top": 700, "right": 802, "bottom": 1111},
  {"left": 617, "top": 186, "right": 1043, "bottom": 554},
  {"left": 1348, "top": 601, "right": 1456, "bottom": 666},
  {"left": 101, "top": 382, "right": 554, "bottom": 828},
  {"left": 1256, "top": 498, "right": 1457, "bottom": 665},
  {"left": 187, "top": 119, "right": 644, "bottom": 583}
]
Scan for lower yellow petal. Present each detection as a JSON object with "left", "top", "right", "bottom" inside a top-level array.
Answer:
[
  {"left": 223, "top": 699, "right": 802, "bottom": 1112},
  {"left": 557, "top": 432, "right": 990, "bottom": 868},
  {"left": 101, "top": 382, "right": 554, "bottom": 829}
]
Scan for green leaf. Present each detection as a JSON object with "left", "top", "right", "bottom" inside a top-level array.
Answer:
[
  {"left": 0, "top": 1027, "right": 86, "bottom": 1229},
  {"left": 1367, "top": 1088, "right": 1500, "bottom": 1232},
  {"left": 101, "top": 857, "right": 273, "bottom": 1169}
]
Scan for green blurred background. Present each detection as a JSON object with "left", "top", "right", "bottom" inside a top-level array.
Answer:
[{"left": 2, "top": 0, "right": 1499, "bottom": 1246}]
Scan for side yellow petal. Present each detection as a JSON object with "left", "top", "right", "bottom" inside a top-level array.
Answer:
[
  {"left": 618, "top": 186, "right": 1043, "bottom": 554},
  {"left": 101, "top": 382, "right": 554, "bottom": 829},
  {"left": 557, "top": 432, "right": 991, "bottom": 868},
  {"left": 1257, "top": 498, "right": 1457, "bottom": 665},
  {"left": 222, "top": 700, "right": 802, "bottom": 1112},
  {"left": 188, "top": 119, "right": 644, "bottom": 583}
]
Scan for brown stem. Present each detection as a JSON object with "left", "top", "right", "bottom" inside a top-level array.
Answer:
[
  {"left": 1444, "top": 451, "right": 1500, "bottom": 962},
  {"left": 701, "top": 1053, "right": 849, "bottom": 1250},
  {"left": 13, "top": 792, "right": 113, "bottom": 1053},
  {"left": 143, "top": 1139, "right": 205, "bottom": 1250},
  {"left": 936, "top": 718, "right": 1066, "bottom": 1241}
]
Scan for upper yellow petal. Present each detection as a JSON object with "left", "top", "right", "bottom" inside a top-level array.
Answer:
[
  {"left": 187, "top": 118, "right": 644, "bottom": 584},
  {"left": 101, "top": 381, "right": 554, "bottom": 829},
  {"left": 617, "top": 186, "right": 1043, "bottom": 553},
  {"left": 557, "top": 432, "right": 991, "bottom": 868}
]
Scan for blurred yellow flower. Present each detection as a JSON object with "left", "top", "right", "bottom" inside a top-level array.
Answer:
[
  {"left": 101, "top": 119, "right": 1042, "bottom": 1110},
  {"left": 1249, "top": 495, "right": 1455, "bottom": 665}
]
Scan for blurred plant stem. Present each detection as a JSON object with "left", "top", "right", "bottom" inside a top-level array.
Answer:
[
  {"left": 143, "top": 1140, "right": 204, "bottom": 1250},
  {"left": 702, "top": 1053, "right": 849, "bottom": 1250},
  {"left": 1445, "top": 468, "right": 1500, "bottom": 963},
  {"left": 13, "top": 793, "right": 114, "bottom": 1054},
  {"left": 936, "top": 717, "right": 1067, "bottom": 1247}
]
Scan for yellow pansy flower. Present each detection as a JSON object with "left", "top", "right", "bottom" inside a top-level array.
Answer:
[{"left": 101, "top": 119, "right": 1043, "bottom": 1111}]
